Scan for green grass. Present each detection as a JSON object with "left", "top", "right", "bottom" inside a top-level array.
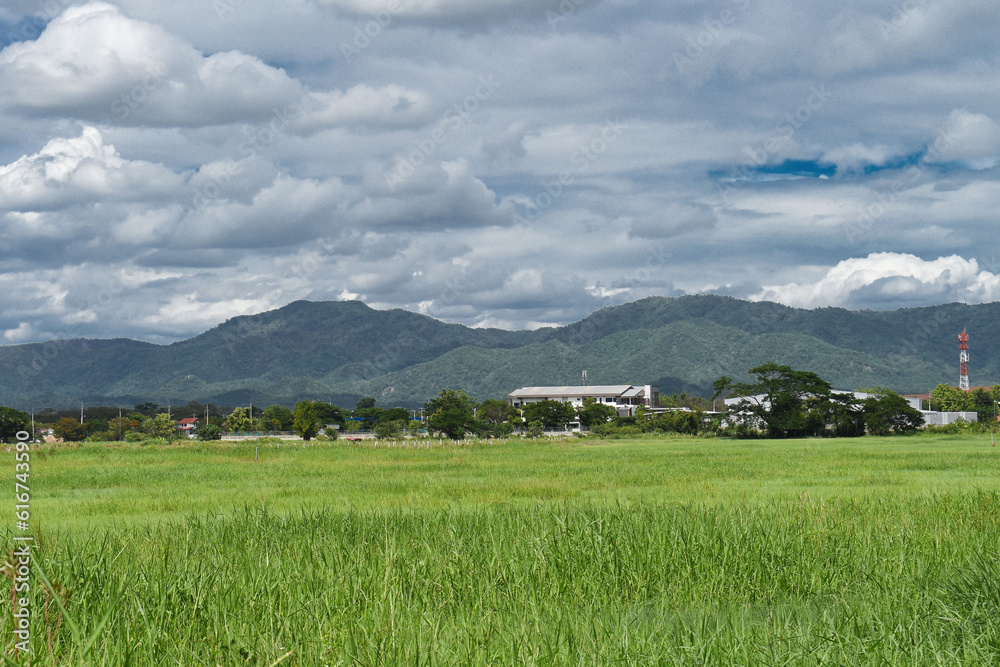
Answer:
[{"left": 6, "top": 434, "right": 1000, "bottom": 664}]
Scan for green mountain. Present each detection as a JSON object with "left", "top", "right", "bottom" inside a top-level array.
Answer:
[{"left": 0, "top": 296, "right": 996, "bottom": 410}]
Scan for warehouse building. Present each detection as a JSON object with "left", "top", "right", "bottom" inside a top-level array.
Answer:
[{"left": 507, "top": 384, "right": 659, "bottom": 418}]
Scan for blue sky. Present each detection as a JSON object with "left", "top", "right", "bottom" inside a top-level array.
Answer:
[{"left": 0, "top": 0, "right": 998, "bottom": 343}]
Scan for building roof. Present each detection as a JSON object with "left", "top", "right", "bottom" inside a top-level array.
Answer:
[
  {"left": 508, "top": 385, "right": 638, "bottom": 399},
  {"left": 178, "top": 417, "right": 199, "bottom": 425}
]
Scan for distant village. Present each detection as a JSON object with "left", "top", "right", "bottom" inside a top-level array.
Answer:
[{"left": 6, "top": 359, "right": 995, "bottom": 444}]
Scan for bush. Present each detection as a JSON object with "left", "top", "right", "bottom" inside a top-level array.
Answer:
[
  {"left": 196, "top": 423, "right": 222, "bottom": 441},
  {"left": 375, "top": 420, "right": 407, "bottom": 439},
  {"left": 591, "top": 424, "right": 643, "bottom": 439}
]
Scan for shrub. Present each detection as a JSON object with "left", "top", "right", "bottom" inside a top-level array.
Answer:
[
  {"left": 196, "top": 424, "right": 222, "bottom": 441},
  {"left": 591, "top": 424, "right": 643, "bottom": 439}
]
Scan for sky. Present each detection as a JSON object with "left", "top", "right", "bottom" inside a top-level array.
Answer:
[{"left": 0, "top": 0, "right": 998, "bottom": 344}]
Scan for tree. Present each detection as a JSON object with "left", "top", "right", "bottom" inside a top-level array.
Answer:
[
  {"left": 823, "top": 392, "right": 866, "bottom": 438},
  {"left": 521, "top": 400, "right": 577, "bottom": 430},
  {"left": 379, "top": 407, "right": 411, "bottom": 423},
  {"left": 224, "top": 408, "right": 253, "bottom": 432},
  {"left": 478, "top": 399, "right": 515, "bottom": 426},
  {"left": 650, "top": 409, "right": 702, "bottom": 434},
  {"left": 374, "top": 420, "right": 405, "bottom": 439},
  {"left": 352, "top": 397, "right": 383, "bottom": 429},
  {"left": 721, "top": 362, "right": 834, "bottom": 438},
  {"left": 0, "top": 407, "right": 30, "bottom": 443},
  {"left": 53, "top": 417, "right": 87, "bottom": 442},
  {"left": 577, "top": 398, "right": 618, "bottom": 429},
  {"left": 930, "top": 384, "right": 970, "bottom": 412},
  {"left": 142, "top": 413, "right": 177, "bottom": 439},
  {"left": 261, "top": 405, "right": 294, "bottom": 431},
  {"left": 293, "top": 400, "right": 320, "bottom": 441},
  {"left": 711, "top": 376, "right": 733, "bottom": 402},
  {"left": 312, "top": 402, "right": 346, "bottom": 426},
  {"left": 352, "top": 407, "right": 382, "bottom": 429},
  {"left": 109, "top": 416, "right": 131, "bottom": 441},
  {"left": 133, "top": 402, "right": 159, "bottom": 417},
  {"left": 969, "top": 388, "right": 995, "bottom": 419},
  {"left": 862, "top": 390, "right": 925, "bottom": 435},
  {"left": 195, "top": 423, "right": 223, "bottom": 441},
  {"left": 425, "top": 389, "right": 477, "bottom": 439}
]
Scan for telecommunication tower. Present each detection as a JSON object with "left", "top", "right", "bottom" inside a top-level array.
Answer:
[{"left": 958, "top": 327, "right": 969, "bottom": 391}]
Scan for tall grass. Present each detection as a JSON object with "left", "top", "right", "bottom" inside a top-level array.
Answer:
[{"left": 9, "top": 492, "right": 1000, "bottom": 665}]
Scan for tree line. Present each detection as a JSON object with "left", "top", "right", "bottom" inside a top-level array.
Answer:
[
  {"left": 713, "top": 362, "right": 925, "bottom": 438},
  {"left": 0, "top": 389, "right": 712, "bottom": 443},
  {"left": 929, "top": 384, "right": 1000, "bottom": 417},
  {"left": 2, "top": 361, "right": 979, "bottom": 444}
]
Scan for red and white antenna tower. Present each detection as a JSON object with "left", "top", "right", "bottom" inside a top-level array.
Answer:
[{"left": 958, "top": 327, "right": 969, "bottom": 391}]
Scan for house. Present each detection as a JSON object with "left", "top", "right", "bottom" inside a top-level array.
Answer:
[
  {"left": 177, "top": 417, "right": 198, "bottom": 437},
  {"left": 507, "top": 385, "right": 659, "bottom": 418}
]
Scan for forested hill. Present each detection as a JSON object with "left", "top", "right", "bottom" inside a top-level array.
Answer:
[{"left": 0, "top": 295, "right": 996, "bottom": 409}]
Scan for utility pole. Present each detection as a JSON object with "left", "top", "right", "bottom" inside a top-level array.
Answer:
[{"left": 958, "top": 327, "right": 970, "bottom": 392}]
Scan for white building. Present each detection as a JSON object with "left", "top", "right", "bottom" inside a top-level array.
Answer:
[
  {"left": 921, "top": 411, "right": 978, "bottom": 425},
  {"left": 507, "top": 385, "right": 659, "bottom": 418}
]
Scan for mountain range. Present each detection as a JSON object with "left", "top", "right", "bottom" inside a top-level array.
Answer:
[{"left": 1, "top": 295, "right": 997, "bottom": 410}]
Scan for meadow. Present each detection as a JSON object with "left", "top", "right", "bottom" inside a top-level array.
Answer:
[{"left": 5, "top": 433, "right": 1000, "bottom": 665}]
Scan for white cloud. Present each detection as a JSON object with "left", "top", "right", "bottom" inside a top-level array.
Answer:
[
  {"left": 752, "top": 253, "right": 1000, "bottom": 309},
  {"left": 928, "top": 109, "right": 1000, "bottom": 169},
  {"left": 140, "top": 292, "right": 274, "bottom": 333},
  {"left": 359, "top": 158, "right": 520, "bottom": 231},
  {"left": 3, "top": 322, "right": 35, "bottom": 343},
  {"left": 311, "top": 0, "right": 555, "bottom": 22},
  {"left": 0, "top": 2, "right": 302, "bottom": 126},
  {"left": 296, "top": 84, "right": 436, "bottom": 132},
  {"left": 0, "top": 126, "right": 183, "bottom": 210},
  {"left": 822, "top": 143, "right": 894, "bottom": 174}
]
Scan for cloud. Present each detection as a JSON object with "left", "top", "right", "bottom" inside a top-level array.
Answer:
[
  {"left": 359, "top": 158, "right": 520, "bottom": 231},
  {"left": 311, "top": 0, "right": 571, "bottom": 24},
  {"left": 821, "top": 143, "right": 895, "bottom": 175},
  {"left": 295, "top": 84, "right": 436, "bottom": 132},
  {"left": 1, "top": 0, "right": 1000, "bottom": 346},
  {"left": 928, "top": 109, "right": 1000, "bottom": 169},
  {"left": 627, "top": 203, "right": 717, "bottom": 240},
  {"left": 752, "top": 253, "right": 1000, "bottom": 309},
  {"left": 177, "top": 172, "right": 348, "bottom": 249},
  {"left": 0, "top": 2, "right": 302, "bottom": 126},
  {"left": 0, "top": 126, "right": 183, "bottom": 211}
]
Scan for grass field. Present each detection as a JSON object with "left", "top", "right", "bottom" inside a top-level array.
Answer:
[{"left": 5, "top": 434, "right": 1000, "bottom": 665}]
